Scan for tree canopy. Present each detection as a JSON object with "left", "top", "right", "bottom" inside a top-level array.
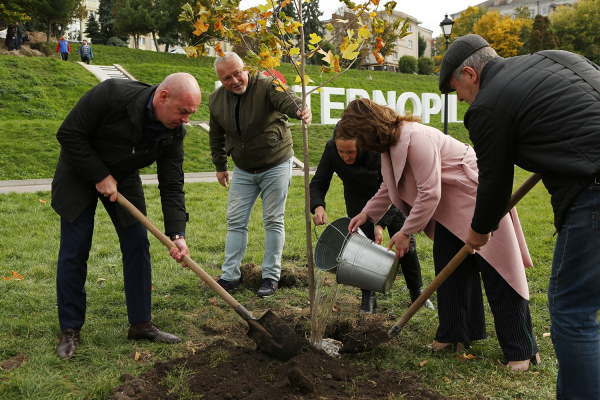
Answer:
[{"left": 551, "top": 0, "right": 600, "bottom": 63}]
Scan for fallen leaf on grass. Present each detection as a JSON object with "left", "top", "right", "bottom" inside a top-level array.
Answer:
[
  {"left": 455, "top": 353, "right": 478, "bottom": 362},
  {"left": 209, "top": 298, "right": 219, "bottom": 306},
  {"left": 332, "top": 305, "right": 340, "bottom": 312},
  {"left": 165, "top": 293, "right": 171, "bottom": 298},
  {"left": 0, "top": 354, "right": 28, "bottom": 370},
  {"left": 419, "top": 360, "right": 428, "bottom": 367},
  {"left": 39, "top": 199, "right": 47, "bottom": 204},
  {"left": 1, "top": 271, "right": 25, "bottom": 281},
  {"left": 444, "top": 377, "right": 451, "bottom": 383},
  {"left": 134, "top": 351, "right": 140, "bottom": 361},
  {"left": 543, "top": 332, "right": 551, "bottom": 338},
  {"left": 96, "top": 278, "right": 106, "bottom": 283}
]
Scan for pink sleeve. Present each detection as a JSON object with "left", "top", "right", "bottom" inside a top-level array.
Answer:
[
  {"left": 362, "top": 181, "right": 393, "bottom": 223},
  {"left": 398, "top": 131, "right": 442, "bottom": 235}
]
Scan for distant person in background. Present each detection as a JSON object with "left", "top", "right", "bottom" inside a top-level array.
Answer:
[
  {"left": 78, "top": 40, "right": 93, "bottom": 64},
  {"left": 366, "top": 73, "right": 372, "bottom": 80},
  {"left": 5, "top": 22, "right": 16, "bottom": 51},
  {"left": 56, "top": 36, "right": 70, "bottom": 61},
  {"left": 15, "top": 21, "right": 24, "bottom": 50}
]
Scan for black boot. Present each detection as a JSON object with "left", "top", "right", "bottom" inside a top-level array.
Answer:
[
  {"left": 359, "top": 290, "right": 377, "bottom": 314},
  {"left": 409, "top": 287, "right": 435, "bottom": 311}
]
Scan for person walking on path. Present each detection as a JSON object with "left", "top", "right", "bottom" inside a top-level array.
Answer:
[
  {"left": 78, "top": 40, "right": 93, "bottom": 64},
  {"left": 209, "top": 52, "right": 312, "bottom": 298},
  {"left": 56, "top": 36, "right": 70, "bottom": 61},
  {"left": 310, "top": 124, "right": 434, "bottom": 313},
  {"left": 52, "top": 72, "right": 202, "bottom": 359},
  {"left": 345, "top": 98, "right": 540, "bottom": 372},
  {"left": 439, "top": 33, "right": 600, "bottom": 399}
]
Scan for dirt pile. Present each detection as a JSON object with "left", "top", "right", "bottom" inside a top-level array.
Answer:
[{"left": 110, "top": 339, "right": 449, "bottom": 399}]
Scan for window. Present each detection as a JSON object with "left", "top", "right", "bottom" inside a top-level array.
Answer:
[
  {"left": 408, "top": 40, "right": 413, "bottom": 49},
  {"left": 139, "top": 37, "right": 145, "bottom": 46},
  {"left": 393, "top": 52, "right": 398, "bottom": 60},
  {"left": 406, "top": 25, "right": 412, "bottom": 32}
]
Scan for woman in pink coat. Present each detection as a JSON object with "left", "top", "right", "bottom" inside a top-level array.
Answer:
[{"left": 343, "top": 99, "right": 540, "bottom": 371}]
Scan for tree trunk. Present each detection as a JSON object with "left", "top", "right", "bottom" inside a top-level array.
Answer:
[
  {"left": 151, "top": 31, "right": 159, "bottom": 52},
  {"left": 46, "top": 21, "right": 51, "bottom": 42}
]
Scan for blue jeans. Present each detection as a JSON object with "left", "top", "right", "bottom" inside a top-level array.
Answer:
[
  {"left": 549, "top": 183, "right": 600, "bottom": 399},
  {"left": 221, "top": 159, "right": 292, "bottom": 282}
]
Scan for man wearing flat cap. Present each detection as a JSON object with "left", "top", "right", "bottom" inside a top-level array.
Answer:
[{"left": 439, "top": 34, "right": 600, "bottom": 398}]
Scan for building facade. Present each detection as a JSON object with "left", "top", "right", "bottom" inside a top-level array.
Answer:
[{"left": 451, "top": 0, "right": 580, "bottom": 20}]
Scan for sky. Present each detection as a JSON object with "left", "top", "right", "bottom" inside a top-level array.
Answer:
[{"left": 238, "top": 0, "right": 480, "bottom": 36}]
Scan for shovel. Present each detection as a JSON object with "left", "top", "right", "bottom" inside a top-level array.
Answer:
[
  {"left": 116, "top": 192, "right": 301, "bottom": 362},
  {"left": 388, "top": 172, "right": 543, "bottom": 338}
]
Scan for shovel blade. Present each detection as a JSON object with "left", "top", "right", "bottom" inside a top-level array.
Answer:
[{"left": 247, "top": 310, "right": 301, "bottom": 362}]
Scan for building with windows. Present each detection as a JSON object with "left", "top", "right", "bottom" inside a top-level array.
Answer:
[
  {"left": 451, "top": 0, "right": 580, "bottom": 20},
  {"left": 65, "top": 0, "right": 99, "bottom": 42}
]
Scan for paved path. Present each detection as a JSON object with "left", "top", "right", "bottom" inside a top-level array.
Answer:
[
  {"left": 78, "top": 62, "right": 137, "bottom": 82},
  {"left": 0, "top": 170, "right": 314, "bottom": 194}
]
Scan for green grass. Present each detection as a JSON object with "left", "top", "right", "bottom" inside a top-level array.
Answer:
[{"left": 0, "top": 168, "right": 558, "bottom": 399}]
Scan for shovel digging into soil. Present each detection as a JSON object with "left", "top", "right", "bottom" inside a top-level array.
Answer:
[
  {"left": 116, "top": 193, "right": 301, "bottom": 362},
  {"left": 341, "top": 173, "right": 543, "bottom": 353}
]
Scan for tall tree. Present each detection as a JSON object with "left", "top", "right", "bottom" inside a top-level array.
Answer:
[
  {"left": 551, "top": 0, "right": 599, "bottom": 62},
  {"left": 529, "top": 14, "right": 558, "bottom": 53},
  {"left": 30, "top": 0, "right": 79, "bottom": 41},
  {"left": 113, "top": 0, "right": 152, "bottom": 49},
  {"left": 97, "top": 0, "right": 117, "bottom": 44},
  {"left": 417, "top": 33, "right": 427, "bottom": 58},
  {"left": 451, "top": 6, "right": 487, "bottom": 38},
  {"left": 84, "top": 12, "right": 103, "bottom": 44},
  {"left": 0, "top": 0, "right": 30, "bottom": 27},
  {"left": 473, "top": 11, "right": 527, "bottom": 57}
]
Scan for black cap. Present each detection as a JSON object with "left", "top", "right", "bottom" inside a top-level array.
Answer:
[{"left": 438, "top": 34, "right": 490, "bottom": 94}]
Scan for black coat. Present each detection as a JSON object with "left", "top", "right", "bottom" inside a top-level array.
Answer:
[
  {"left": 51, "top": 79, "right": 187, "bottom": 233},
  {"left": 309, "top": 134, "right": 397, "bottom": 229},
  {"left": 466, "top": 50, "right": 600, "bottom": 232}
]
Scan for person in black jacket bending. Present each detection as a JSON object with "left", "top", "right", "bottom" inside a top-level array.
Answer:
[
  {"left": 51, "top": 73, "right": 202, "bottom": 359},
  {"left": 310, "top": 126, "right": 434, "bottom": 313},
  {"left": 439, "top": 34, "right": 600, "bottom": 394}
]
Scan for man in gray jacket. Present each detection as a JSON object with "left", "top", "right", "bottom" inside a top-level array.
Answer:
[
  {"left": 209, "top": 52, "right": 311, "bottom": 297},
  {"left": 53, "top": 73, "right": 201, "bottom": 359},
  {"left": 439, "top": 34, "right": 600, "bottom": 397}
]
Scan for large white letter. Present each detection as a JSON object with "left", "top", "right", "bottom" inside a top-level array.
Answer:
[
  {"left": 346, "top": 88, "right": 370, "bottom": 105},
  {"left": 421, "top": 93, "right": 442, "bottom": 124},
  {"left": 321, "top": 87, "right": 345, "bottom": 124},
  {"left": 292, "top": 85, "right": 316, "bottom": 111},
  {"left": 396, "top": 92, "right": 422, "bottom": 116},
  {"left": 441, "top": 94, "right": 463, "bottom": 123}
]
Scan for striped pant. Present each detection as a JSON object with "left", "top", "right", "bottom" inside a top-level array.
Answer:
[{"left": 433, "top": 222, "right": 538, "bottom": 362}]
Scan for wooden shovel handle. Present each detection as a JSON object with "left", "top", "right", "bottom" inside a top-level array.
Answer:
[
  {"left": 115, "top": 193, "right": 247, "bottom": 314},
  {"left": 389, "top": 173, "right": 542, "bottom": 337}
]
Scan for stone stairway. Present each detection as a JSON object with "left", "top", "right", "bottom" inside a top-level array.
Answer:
[{"left": 78, "top": 62, "right": 136, "bottom": 82}]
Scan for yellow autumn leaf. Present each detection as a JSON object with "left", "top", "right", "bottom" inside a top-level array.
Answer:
[
  {"left": 358, "top": 27, "right": 370, "bottom": 40},
  {"left": 193, "top": 19, "right": 209, "bottom": 36},
  {"left": 184, "top": 46, "right": 199, "bottom": 59},
  {"left": 237, "top": 22, "right": 256, "bottom": 32},
  {"left": 289, "top": 47, "right": 300, "bottom": 56},
  {"left": 214, "top": 42, "right": 225, "bottom": 57},
  {"left": 316, "top": 88, "right": 324, "bottom": 93},
  {"left": 10, "top": 271, "right": 24, "bottom": 280},
  {"left": 39, "top": 199, "right": 47, "bottom": 204},
  {"left": 258, "top": 51, "right": 280, "bottom": 68},
  {"left": 342, "top": 43, "right": 360, "bottom": 60},
  {"left": 370, "top": 0, "right": 380, "bottom": 5},
  {"left": 326, "top": 23, "right": 334, "bottom": 32},
  {"left": 214, "top": 18, "right": 225, "bottom": 33},
  {"left": 286, "top": 21, "right": 303, "bottom": 34},
  {"left": 317, "top": 49, "right": 333, "bottom": 64},
  {"left": 369, "top": 11, "right": 377, "bottom": 18},
  {"left": 340, "top": 37, "right": 349, "bottom": 52},
  {"left": 294, "top": 75, "right": 302, "bottom": 83},
  {"left": 419, "top": 360, "right": 428, "bottom": 367},
  {"left": 134, "top": 351, "right": 140, "bottom": 361},
  {"left": 309, "top": 33, "right": 322, "bottom": 44}
]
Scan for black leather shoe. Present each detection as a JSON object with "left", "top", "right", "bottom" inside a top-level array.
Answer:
[
  {"left": 57, "top": 328, "right": 80, "bottom": 359},
  {"left": 359, "top": 290, "right": 377, "bottom": 313},
  {"left": 128, "top": 321, "right": 181, "bottom": 343},
  {"left": 409, "top": 287, "right": 435, "bottom": 311}
]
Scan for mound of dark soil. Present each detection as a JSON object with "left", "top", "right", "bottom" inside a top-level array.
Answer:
[{"left": 110, "top": 339, "right": 449, "bottom": 399}]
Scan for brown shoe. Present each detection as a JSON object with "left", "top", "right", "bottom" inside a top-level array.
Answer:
[
  {"left": 57, "top": 328, "right": 80, "bottom": 359},
  {"left": 127, "top": 321, "right": 181, "bottom": 343},
  {"left": 507, "top": 352, "right": 541, "bottom": 372}
]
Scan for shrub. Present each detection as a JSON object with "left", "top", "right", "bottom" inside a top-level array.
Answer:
[
  {"left": 398, "top": 55, "right": 417, "bottom": 74},
  {"left": 106, "top": 37, "right": 128, "bottom": 47},
  {"left": 29, "top": 41, "right": 57, "bottom": 57},
  {"left": 418, "top": 57, "right": 435, "bottom": 75}
]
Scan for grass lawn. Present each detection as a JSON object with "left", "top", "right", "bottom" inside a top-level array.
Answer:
[{"left": 0, "top": 168, "right": 558, "bottom": 399}]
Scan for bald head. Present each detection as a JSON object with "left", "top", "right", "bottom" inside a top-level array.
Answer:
[{"left": 153, "top": 73, "right": 202, "bottom": 129}]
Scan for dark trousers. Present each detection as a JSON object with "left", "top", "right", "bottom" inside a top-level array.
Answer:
[
  {"left": 60, "top": 53, "right": 69, "bottom": 61},
  {"left": 433, "top": 222, "right": 538, "bottom": 361},
  {"left": 81, "top": 56, "right": 90, "bottom": 64},
  {"left": 16, "top": 35, "right": 22, "bottom": 49},
  {"left": 56, "top": 196, "right": 152, "bottom": 331},
  {"left": 359, "top": 210, "right": 423, "bottom": 290}
]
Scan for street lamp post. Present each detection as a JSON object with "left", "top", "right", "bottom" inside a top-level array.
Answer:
[{"left": 440, "top": 14, "right": 454, "bottom": 135}]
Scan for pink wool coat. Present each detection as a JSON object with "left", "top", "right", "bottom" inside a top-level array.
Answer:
[{"left": 362, "top": 122, "right": 533, "bottom": 299}]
